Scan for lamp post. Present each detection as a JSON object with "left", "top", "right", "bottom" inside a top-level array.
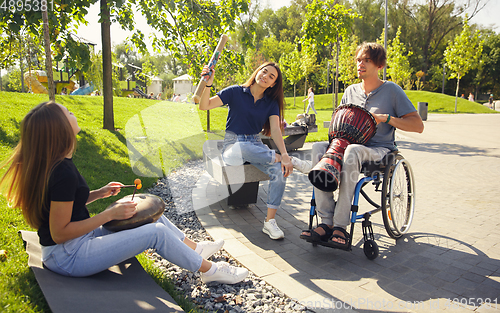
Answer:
[
  {"left": 442, "top": 63, "right": 446, "bottom": 94},
  {"left": 383, "top": 0, "right": 387, "bottom": 80}
]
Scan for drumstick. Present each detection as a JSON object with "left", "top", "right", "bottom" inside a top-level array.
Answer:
[
  {"left": 131, "top": 179, "right": 142, "bottom": 200},
  {"left": 192, "top": 34, "right": 229, "bottom": 104}
]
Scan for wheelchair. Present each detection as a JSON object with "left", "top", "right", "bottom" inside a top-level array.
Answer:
[{"left": 304, "top": 150, "right": 416, "bottom": 260}]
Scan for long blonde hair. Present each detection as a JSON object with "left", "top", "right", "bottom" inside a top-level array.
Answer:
[{"left": 0, "top": 101, "right": 76, "bottom": 229}]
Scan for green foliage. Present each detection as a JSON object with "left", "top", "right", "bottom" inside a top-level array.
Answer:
[
  {"left": 0, "top": 1, "right": 96, "bottom": 73},
  {"left": 386, "top": 26, "right": 413, "bottom": 88},
  {"left": 126, "top": 0, "right": 250, "bottom": 88},
  {"left": 279, "top": 49, "right": 304, "bottom": 106},
  {"left": 478, "top": 31, "right": 500, "bottom": 97},
  {"left": 84, "top": 52, "right": 104, "bottom": 93},
  {"left": 6, "top": 68, "right": 22, "bottom": 92},
  {"left": 301, "top": 44, "right": 318, "bottom": 92},
  {"left": 302, "top": 0, "right": 359, "bottom": 48},
  {"left": 261, "top": 37, "right": 295, "bottom": 63},
  {"left": 445, "top": 20, "right": 483, "bottom": 81},
  {"left": 338, "top": 35, "right": 359, "bottom": 87},
  {"left": 444, "top": 19, "right": 484, "bottom": 112}
]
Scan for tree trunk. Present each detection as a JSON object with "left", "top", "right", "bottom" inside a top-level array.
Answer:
[
  {"left": 293, "top": 83, "right": 296, "bottom": 108},
  {"left": 335, "top": 36, "right": 339, "bottom": 109},
  {"left": 42, "top": 9, "right": 55, "bottom": 101},
  {"left": 101, "top": 0, "right": 114, "bottom": 130},
  {"left": 454, "top": 76, "right": 460, "bottom": 113}
]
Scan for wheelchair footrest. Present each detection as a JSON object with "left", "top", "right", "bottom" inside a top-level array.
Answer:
[{"left": 312, "top": 239, "right": 352, "bottom": 251}]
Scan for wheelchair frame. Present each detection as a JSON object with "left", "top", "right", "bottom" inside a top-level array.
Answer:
[{"left": 306, "top": 151, "right": 416, "bottom": 259}]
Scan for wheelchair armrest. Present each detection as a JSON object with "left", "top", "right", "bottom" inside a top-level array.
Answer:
[{"left": 361, "top": 150, "right": 399, "bottom": 177}]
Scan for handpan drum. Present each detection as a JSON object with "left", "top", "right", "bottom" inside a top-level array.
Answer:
[
  {"left": 308, "top": 104, "right": 377, "bottom": 192},
  {"left": 103, "top": 193, "right": 165, "bottom": 232}
]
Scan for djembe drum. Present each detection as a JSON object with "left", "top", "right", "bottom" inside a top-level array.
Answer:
[
  {"left": 308, "top": 104, "right": 377, "bottom": 192},
  {"left": 103, "top": 193, "right": 165, "bottom": 232}
]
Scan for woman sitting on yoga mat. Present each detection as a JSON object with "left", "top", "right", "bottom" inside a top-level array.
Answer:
[{"left": 0, "top": 101, "right": 248, "bottom": 283}]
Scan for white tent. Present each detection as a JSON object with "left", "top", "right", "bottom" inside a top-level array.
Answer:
[
  {"left": 146, "top": 76, "right": 163, "bottom": 97},
  {"left": 172, "top": 74, "right": 195, "bottom": 100}
]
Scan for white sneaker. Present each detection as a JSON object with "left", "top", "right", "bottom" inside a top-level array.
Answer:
[
  {"left": 198, "top": 239, "right": 225, "bottom": 259},
  {"left": 262, "top": 219, "right": 284, "bottom": 239},
  {"left": 291, "top": 156, "right": 312, "bottom": 174},
  {"left": 201, "top": 262, "right": 248, "bottom": 284}
]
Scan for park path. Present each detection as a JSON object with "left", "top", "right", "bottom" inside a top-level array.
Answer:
[{"left": 194, "top": 113, "right": 500, "bottom": 312}]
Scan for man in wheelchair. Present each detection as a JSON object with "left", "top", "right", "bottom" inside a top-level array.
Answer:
[{"left": 300, "top": 42, "right": 424, "bottom": 249}]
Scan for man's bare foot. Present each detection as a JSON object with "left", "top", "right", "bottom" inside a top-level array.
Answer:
[
  {"left": 301, "top": 226, "right": 328, "bottom": 237},
  {"left": 330, "top": 229, "right": 347, "bottom": 244},
  {"left": 300, "top": 224, "right": 334, "bottom": 242}
]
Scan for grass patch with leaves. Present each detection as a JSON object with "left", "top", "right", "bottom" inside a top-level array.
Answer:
[{"left": 0, "top": 92, "right": 206, "bottom": 312}]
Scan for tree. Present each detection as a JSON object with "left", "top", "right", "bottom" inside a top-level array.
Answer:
[
  {"left": 125, "top": 0, "right": 249, "bottom": 84},
  {"left": 301, "top": 44, "right": 317, "bottom": 103},
  {"left": 349, "top": 0, "right": 384, "bottom": 43},
  {"left": 475, "top": 31, "right": 500, "bottom": 98},
  {"left": 280, "top": 49, "right": 304, "bottom": 107},
  {"left": 302, "top": 0, "right": 359, "bottom": 108},
  {"left": 389, "top": 0, "right": 487, "bottom": 76},
  {"left": 386, "top": 26, "right": 413, "bottom": 89},
  {"left": 444, "top": 19, "right": 483, "bottom": 113},
  {"left": 338, "top": 34, "right": 359, "bottom": 88},
  {"left": 42, "top": 8, "right": 55, "bottom": 101}
]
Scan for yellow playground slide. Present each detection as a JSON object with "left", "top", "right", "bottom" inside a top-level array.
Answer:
[{"left": 24, "top": 72, "right": 48, "bottom": 94}]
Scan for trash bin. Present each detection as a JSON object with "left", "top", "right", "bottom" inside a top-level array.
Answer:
[{"left": 418, "top": 102, "right": 428, "bottom": 121}]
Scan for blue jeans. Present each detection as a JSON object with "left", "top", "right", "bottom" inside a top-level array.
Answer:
[
  {"left": 41, "top": 215, "right": 203, "bottom": 277},
  {"left": 222, "top": 132, "right": 286, "bottom": 210}
]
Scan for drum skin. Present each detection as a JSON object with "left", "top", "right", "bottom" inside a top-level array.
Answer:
[
  {"left": 308, "top": 104, "right": 377, "bottom": 192},
  {"left": 103, "top": 193, "right": 165, "bottom": 232}
]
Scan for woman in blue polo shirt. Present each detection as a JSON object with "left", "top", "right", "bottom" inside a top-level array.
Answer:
[{"left": 199, "top": 62, "right": 309, "bottom": 240}]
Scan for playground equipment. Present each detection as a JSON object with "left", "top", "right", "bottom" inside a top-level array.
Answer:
[
  {"left": 70, "top": 83, "right": 94, "bottom": 95},
  {"left": 24, "top": 71, "right": 48, "bottom": 94}
]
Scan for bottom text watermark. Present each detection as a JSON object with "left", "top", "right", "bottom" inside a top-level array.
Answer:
[{"left": 293, "top": 297, "right": 499, "bottom": 310}]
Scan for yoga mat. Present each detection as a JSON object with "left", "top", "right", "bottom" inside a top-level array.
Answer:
[{"left": 20, "top": 230, "right": 184, "bottom": 313}]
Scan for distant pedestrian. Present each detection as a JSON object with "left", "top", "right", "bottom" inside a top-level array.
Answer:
[
  {"left": 468, "top": 93, "right": 474, "bottom": 102},
  {"left": 303, "top": 87, "right": 317, "bottom": 114},
  {"left": 489, "top": 94, "right": 494, "bottom": 108}
]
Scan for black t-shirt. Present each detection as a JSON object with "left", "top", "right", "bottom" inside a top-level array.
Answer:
[{"left": 38, "top": 158, "right": 90, "bottom": 246}]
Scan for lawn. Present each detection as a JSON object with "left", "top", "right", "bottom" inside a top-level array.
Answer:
[{"left": 0, "top": 92, "right": 204, "bottom": 312}]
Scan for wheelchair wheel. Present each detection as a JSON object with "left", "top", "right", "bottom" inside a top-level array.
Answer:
[
  {"left": 381, "top": 155, "right": 415, "bottom": 239},
  {"left": 363, "top": 240, "right": 379, "bottom": 260}
]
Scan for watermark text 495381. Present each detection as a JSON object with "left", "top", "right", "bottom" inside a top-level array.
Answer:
[{"left": 0, "top": 0, "right": 54, "bottom": 12}]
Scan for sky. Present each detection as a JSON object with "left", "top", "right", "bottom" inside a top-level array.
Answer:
[{"left": 76, "top": 0, "right": 498, "bottom": 53}]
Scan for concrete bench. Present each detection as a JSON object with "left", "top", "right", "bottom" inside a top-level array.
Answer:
[
  {"left": 20, "top": 230, "right": 183, "bottom": 313},
  {"left": 203, "top": 140, "right": 270, "bottom": 206},
  {"left": 261, "top": 123, "right": 318, "bottom": 152}
]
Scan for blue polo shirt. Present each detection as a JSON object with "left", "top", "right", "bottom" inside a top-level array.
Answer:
[{"left": 217, "top": 85, "right": 280, "bottom": 135}]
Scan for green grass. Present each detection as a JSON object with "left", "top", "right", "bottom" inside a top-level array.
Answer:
[{"left": 0, "top": 92, "right": 207, "bottom": 312}]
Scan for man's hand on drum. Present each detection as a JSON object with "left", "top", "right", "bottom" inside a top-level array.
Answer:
[
  {"left": 105, "top": 200, "right": 137, "bottom": 221},
  {"left": 201, "top": 65, "right": 215, "bottom": 86},
  {"left": 99, "top": 182, "right": 125, "bottom": 198},
  {"left": 371, "top": 113, "right": 389, "bottom": 125}
]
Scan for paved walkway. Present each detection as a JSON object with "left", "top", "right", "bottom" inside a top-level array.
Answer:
[{"left": 193, "top": 114, "right": 500, "bottom": 312}]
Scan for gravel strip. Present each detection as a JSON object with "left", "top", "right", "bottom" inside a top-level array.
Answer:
[{"left": 145, "top": 159, "right": 309, "bottom": 313}]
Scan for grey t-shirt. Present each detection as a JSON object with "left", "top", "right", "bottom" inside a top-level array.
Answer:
[{"left": 340, "top": 81, "right": 416, "bottom": 150}]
